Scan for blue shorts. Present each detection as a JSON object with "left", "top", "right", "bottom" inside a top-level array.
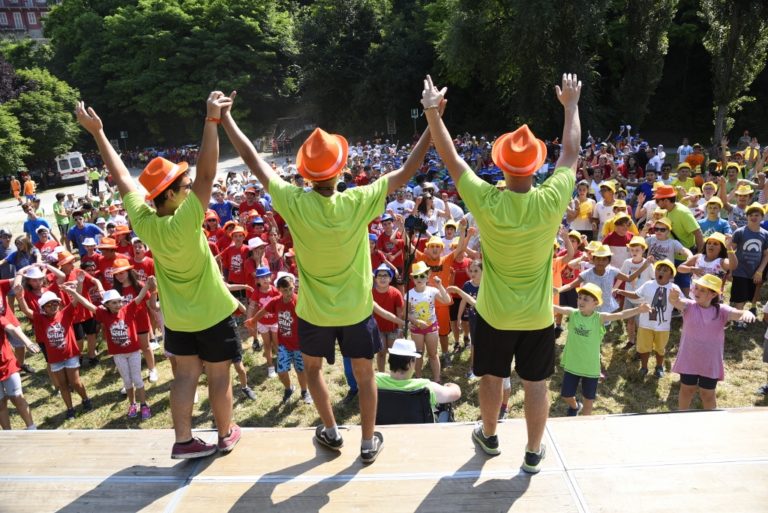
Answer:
[
  {"left": 50, "top": 355, "right": 81, "bottom": 373},
  {"left": 560, "top": 370, "right": 598, "bottom": 400},
  {"left": 277, "top": 345, "right": 304, "bottom": 374},
  {"left": 673, "top": 259, "right": 691, "bottom": 289}
]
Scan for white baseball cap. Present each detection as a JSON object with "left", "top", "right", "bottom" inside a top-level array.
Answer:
[
  {"left": 38, "top": 291, "right": 62, "bottom": 309},
  {"left": 389, "top": 338, "right": 422, "bottom": 358},
  {"left": 101, "top": 289, "right": 123, "bottom": 303}
]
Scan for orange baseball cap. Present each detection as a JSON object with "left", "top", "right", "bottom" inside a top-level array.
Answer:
[
  {"left": 491, "top": 125, "right": 547, "bottom": 177},
  {"left": 139, "top": 157, "right": 189, "bottom": 201},
  {"left": 296, "top": 128, "right": 349, "bottom": 182}
]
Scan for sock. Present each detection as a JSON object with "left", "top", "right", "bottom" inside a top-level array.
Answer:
[
  {"left": 324, "top": 425, "right": 341, "bottom": 440},
  {"left": 361, "top": 437, "right": 377, "bottom": 451},
  {"left": 177, "top": 439, "right": 194, "bottom": 445},
  {"left": 26, "top": 424, "right": 36, "bottom": 430}
]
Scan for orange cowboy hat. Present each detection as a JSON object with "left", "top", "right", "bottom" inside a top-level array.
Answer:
[
  {"left": 97, "top": 237, "right": 118, "bottom": 250},
  {"left": 112, "top": 225, "right": 131, "bottom": 237},
  {"left": 139, "top": 157, "right": 189, "bottom": 201},
  {"left": 111, "top": 258, "right": 133, "bottom": 274},
  {"left": 204, "top": 209, "right": 220, "bottom": 222},
  {"left": 230, "top": 226, "right": 247, "bottom": 236},
  {"left": 296, "top": 128, "right": 349, "bottom": 182},
  {"left": 654, "top": 184, "right": 677, "bottom": 199},
  {"left": 56, "top": 250, "right": 76, "bottom": 266},
  {"left": 491, "top": 124, "right": 547, "bottom": 177}
]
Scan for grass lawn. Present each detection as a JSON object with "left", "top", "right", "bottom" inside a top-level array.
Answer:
[{"left": 6, "top": 309, "right": 768, "bottom": 431}]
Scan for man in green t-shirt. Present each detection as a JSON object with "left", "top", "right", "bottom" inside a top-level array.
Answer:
[
  {"left": 221, "top": 90, "right": 439, "bottom": 464},
  {"left": 52, "top": 192, "right": 72, "bottom": 252},
  {"left": 422, "top": 73, "right": 582, "bottom": 474},
  {"left": 76, "top": 92, "right": 242, "bottom": 460}
]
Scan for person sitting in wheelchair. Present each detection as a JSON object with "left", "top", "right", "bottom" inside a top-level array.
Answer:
[{"left": 375, "top": 338, "right": 461, "bottom": 423}]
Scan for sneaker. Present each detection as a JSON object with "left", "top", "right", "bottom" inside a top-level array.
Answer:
[
  {"left": 149, "top": 340, "right": 161, "bottom": 351},
  {"left": 82, "top": 398, "right": 93, "bottom": 412},
  {"left": 757, "top": 384, "right": 768, "bottom": 395},
  {"left": 148, "top": 368, "right": 158, "bottom": 383},
  {"left": 241, "top": 386, "right": 256, "bottom": 400},
  {"left": 521, "top": 444, "right": 547, "bottom": 474},
  {"left": 341, "top": 389, "right": 358, "bottom": 405},
  {"left": 623, "top": 341, "right": 635, "bottom": 350},
  {"left": 441, "top": 353, "right": 452, "bottom": 368},
  {"left": 301, "top": 390, "right": 313, "bottom": 404},
  {"left": 566, "top": 401, "right": 583, "bottom": 417},
  {"left": 553, "top": 325, "right": 563, "bottom": 339},
  {"left": 750, "top": 307, "right": 757, "bottom": 317},
  {"left": 252, "top": 340, "right": 262, "bottom": 351},
  {"left": 281, "top": 386, "right": 294, "bottom": 404},
  {"left": 498, "top": 406, "right": 507, "bottom": 420},
  {"left": 654, "top": 366, "right": 665, "bottom": 378},
  {"left": 65, "top": 408, "right": 76, "bottom": 420},
  {"left": 267, "top": 366, "right": 277, "bottom": 379},
  {"left": 467, "top": 370, "right": 477, "bottom": 380},
  {"left": 314, "top": 425, "right": 343, "bottom": 451},
  {"left": 218, "top": 424, "right": 241, "bottom": 454},
  {"left": 127, "top": 403, "right": 138, "bottom": 418},
  {"left": 360, "top": 431, "right": 384, "bottom": 464},
  {"left": 171, "top": 437, "right": 217, "bottom": 459},
  {"left": 88, "top": 356, "right": 99, "bottom": 366},
  {"left": 734, "top": 321, "right": 747, "bottom": 331},
  {"left": 639, "top": 367, "right": 648, "bottom": 377},
  {"left": 20, "top": 363, "right": 34, "bottom": 374},
  {"left": 140, "top": 404, "right": 151, "bottom": 420},
  {"left": 120, "top": 387, "right": 127, "bottom": 396},
  {"left": 471, "top": 424, "right": 500, "bottom": 456}
]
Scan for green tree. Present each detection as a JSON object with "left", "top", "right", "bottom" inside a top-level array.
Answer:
[
  {"left": 4, "top": 68, "right": 80, "bottom": 166},
  {"left": 700, "top": 0, "right": 768, "bottom": 145},
  {"left": 0, "top": 105, "right": 30, "bottom": 176},
  {"left": 0, "top": 38, "right": 53, "bottom": 70}
]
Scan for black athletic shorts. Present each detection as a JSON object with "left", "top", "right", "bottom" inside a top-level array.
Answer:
[
  {"left": 472, "top": 313, "right": 555, "bottom": 381},
  {"left": 449, "top": 300, "right": 461, "bottom": 322},
  {"left": 298, "top": 315, "right": 381, "bottom": 364},
  {"left": 730, "top": 276, "right": 756, "bottom": 304},
  {"left": 164, "top": 315, "right": 241, "bottom": 363},
  {"left": 73, "top": 318, "right": 99, "bottom": 340},
  {"left": 679, "top": 373, "right": 718, "bottom": 390}
]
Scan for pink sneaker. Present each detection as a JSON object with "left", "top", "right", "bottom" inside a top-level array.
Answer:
[
  {"left": 218, "top": 424, "right": 242, "bottom": 454},
  {"left": 171, "top": 437, "right": 217, "bottom": 459},
  {"left": 140, "top": 404, "right": 151, "bottom": 420},
  {"left": 127, "top": 403, "right": 138, "bottom": 418}
]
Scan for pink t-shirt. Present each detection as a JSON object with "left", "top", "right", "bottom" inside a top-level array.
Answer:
[{"left": 672, "top": 299, "right": 736, "bottom": 380}]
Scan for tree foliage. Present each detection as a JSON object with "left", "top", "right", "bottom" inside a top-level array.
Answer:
[
  {"left": 700, "top": 0, "right": 768, "bottom": 144},
  {"left": 0, "top": 38, "right": 53, "bottom": 70},
  {"left": 0, "top": 105, "right": 31, "bottom": 175}
]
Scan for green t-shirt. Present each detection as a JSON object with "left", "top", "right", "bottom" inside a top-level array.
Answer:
[
  {"left": 666, "top": 203, "right": 700, "bottom": 250},
  {"left": 268, "top": 176, "right": 388, "bottom": 326},
  {"left": 561, "top": 311, "right": 604, "bottom": 378},
  {"left": 123, "top": 190, "right": 238, "bottom": 331},
  {"left": 88, "top": 170, "right": 101, "bottom": 182},
  {"left": 375, "top": 372, "right": 437, "bottom": 410},
  {"left": 53, "top": 201, "right": 69, "bottom": 225},
  {"left": 457, "top": 167, "right": 574, "bottom": 330}
]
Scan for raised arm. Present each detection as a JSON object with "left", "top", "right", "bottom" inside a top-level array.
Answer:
[
  {"left": 193, "top": 92, "right": 233, "bottom": 206},
  {"left": 554, "top": 74, "right": 583, "bottom": 171},
  {"left": 75, "top": 102, "right": 137, "bottom": 198},
  {"left": 386, "top": 121, "right": 436, "bottom": 194},
  {"left": 372, "top": 302, "right": 406, "bottom": 327},
  {"left": 12, "top": 282, "right": 33, "bottom": 319},
  {"left": 421, "top": 76, "right": 466, "bottom": 184},
  {"left": 220, "top": 92, "right": 281, "bottom": 193},
  {"left": 61, "top": 282, "right": 97, "bottom": 313}
]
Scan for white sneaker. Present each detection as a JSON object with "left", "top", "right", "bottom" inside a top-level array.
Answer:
[
  {"left": 149, "top": 341, "right": 161, "bottom": 351},
  {"left": 267, "top": 366, "right": 277, "bottom": 378},
  {"left": 26, "top": 424, "right": 37, "bottom": 430},
  {"left": 120, "top": 387, "right": 127, "bottom": 395},
  {"left": 148, "top": 368, "right": 158, "bottom": 383}
]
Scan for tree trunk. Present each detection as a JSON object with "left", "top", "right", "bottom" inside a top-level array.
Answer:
[{"left": 713, "top": 103, "right": 728, "bottom": 154}]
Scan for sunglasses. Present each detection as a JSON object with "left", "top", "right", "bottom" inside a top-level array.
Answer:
[
  {"left": 655, "top": 227, "right": 668, "bottom": 232},
  {"left": 412, "top": 273, "right": 428, "bottom": 279},
  {"left": 183, "top": 182, "right": 193, "bottom": 190},
  {"left": 375, "top": 273, "right": 391, "bottom": 278}
]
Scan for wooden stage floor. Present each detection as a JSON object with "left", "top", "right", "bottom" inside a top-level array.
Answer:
[{"left": 1, "top": 408, "right": 766, "bottom": 513}]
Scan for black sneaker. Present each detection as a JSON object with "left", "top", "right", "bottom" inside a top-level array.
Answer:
[
  {"left": 553, "top": 325, "right": 563, "bottom": 339},
  {"left": 314, "top": 425, "right": 343, "bottom": 451},
  {"left": 639, "top": 367, "right": 648, "bottom": 377},
  {"left": 653, "top": 366, "right": 665, "bottom": 378},
  {"left": 281, "top": 387, "right": 294, "bottom": 404},
  {"left": 20, "top": 363, "right": 34, "bottom": 374},
  {"left": 566, "top": 401, "right": 583, "bottom": 417},
  {"left": 441, "top": 353, "right": 452, "bottom": 368},
  {"left": 360, "top": 431, "right": 384, "bottom": 464},
  {"left": 471, "top": 424, "right": 500, "bottom": 455},
  {"left": 88, "top": 356, "right": 99, "bottom": 366},
  {"left": 521, "top": 444, "right": 546, "bottom": 474},
  {"left": 82, "top": 398, "right": 93, "bottom": 412},
  {"left": 341, "top": 389, "right": 358, "bottom": 405},
  {"left": 757, "top": 384, "right": 768, "bottom": 395},
  {"left": 750, "top": 307, "right": 757, "bottom": 317},
  {"left": 498, "top": 407, "right": 507, "bottom": 420},
  {"left": 252, "top": 340, "right": 261, "bottom": 351},
  {"left": 65, "top": 408, "right": 76, "bottom": 420}
]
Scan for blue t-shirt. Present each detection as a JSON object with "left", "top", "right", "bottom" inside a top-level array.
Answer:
[
  {"left": 0, "top": 245, "right": 13, "bottom": 279},
  {"left": 637, "top": 181, "right": 655, "bottom": 201},
  {"left": 699, "top": 217, "right": 732, "bottom": 237},
  {"left": 461, "top": 281, "right": 480, "bottom": 322},
  {"left": 732, "top": 226, "right": 768, "bottom": 278},
  {"left": 208, "top": 200, "right": 236, "bottom": 224},
  {"left": 5, "top": 248, "right": 39, "bottom": 269},
  {"left": 68, "top": 224, "right": 103, "bottom": 255},
  {"left": 23, "top": 218, "right": 50, "bottom": 244}
]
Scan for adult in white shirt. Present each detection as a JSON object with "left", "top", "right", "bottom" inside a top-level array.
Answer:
[
  {"left": 646, "top": 145, "right": 666, "bottom": 173},
  {"left": 592, "top": 181, "right": 617, "bottom": 236},
  {"left": 386, "top": 187, "right": 416, "bottom": 216},
  {"left": 676, "top": 138, "right": 692, "bottom": 164},
  {"left": 440, "top": 192, "right": 465, "bottom": 220}
]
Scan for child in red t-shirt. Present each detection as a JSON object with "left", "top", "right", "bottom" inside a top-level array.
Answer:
[
  {"left": 245, "top": 266, "right": 281, "bottom": 377},
  {"left": 0, "top": 327, "right": 36, "bottom": 430},
  {"left": 371, "top": 264, "right": 405, "bottom": 372},
  {"left": 56, "top": 250, "right": 103, "bottom": 365},
  {"left": 15, "top": 286, "right": 91, "bottom": 420},
  {"left": 130, "top": 238, "right": 162, "bottom": 346},
  {"left": 68, "top": 277, "right": 155, "bottom": 420},
  {"left": 247, "top": 274, "right": 311, "bottom": 405}
]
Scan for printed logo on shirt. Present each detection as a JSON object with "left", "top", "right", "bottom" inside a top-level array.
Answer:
[
  {"left": 743, "top": 238, "right": 764, "bottom": 254},
  {"left": 136, "top": 269, "right": 147, "bottom": 282},
  {"left": 104, "top": 267, "right": 114, "bottom": 285},
  {"left": 110, "top": 319, "right": 130, "bottom": 347},
  {"left": 573, "top": 324, "right": 591, "bottom": 337},
  {"left": 649, "top": 287, "right": 668, "bottom": 324},
  {"left": 47, "top": 322, "right": 66, "bottom": 349},
  {"left": 230, "top": 254, "right": 243, "bottom": 274},
  {"left": 278, "top": 310, "right": 292, "bottom": 338}
]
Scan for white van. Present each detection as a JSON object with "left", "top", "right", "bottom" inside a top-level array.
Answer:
[{"left": 55, "top": 152, "right": 87, "bottom": 183}]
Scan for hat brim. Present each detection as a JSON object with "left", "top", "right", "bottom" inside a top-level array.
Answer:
[
  {"left": 693, "top": 278, "right": 720, "bottom": 294},
  {"left": 111, "top": 265, "right": 133, "bottom": 274},
  {"left": 296, "top": 133, "right": 349, "bottom": 182},
  {"left": 389, "top": 348, "right": 422, "bottom": 358},
  {"left": 58, "top": 255, "right": 76, "bottom": 266},
  {"left": 97, "top": 244, "right": 118, "bottom": 250},
  {"left": 144, "top": 161, "right": 189, "bottom": 201},
  {"left": 492, "top": 132, "right": 547, "bottom": 177},
  {"left": 576, "top": 287, "right": 602, "bottom": 306}
]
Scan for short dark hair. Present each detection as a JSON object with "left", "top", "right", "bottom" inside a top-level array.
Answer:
[
  {"left": 153, "top": 172, "right": 188, "bottom": 208},
  {"left": 388, "top": 353, "right": 415, "bottom": 372},
  {"left": 56, "top": 193, "right": 65, "bottom": 201},
  {"left": 276, "top": 275, "right": 294, "bottom": 289}
]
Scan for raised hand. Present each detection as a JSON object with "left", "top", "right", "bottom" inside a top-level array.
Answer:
[
  {"left": 555, "top": 73, "right": 582, "bottom": 108},
  {"left": 221, "top": 90, "right": 236, "bottom": 117},
  {"left": 75, "top": 101, "right": 104, "bottom": 135},
  {"left": 637, "top": 302, "right": 652, "bottom": 314},
  {"left": 207, "top": 91, "right": 233, "bottom": 118},
  {"left": 421, "top": 75, "right": 447, "bottom": 110},
  {"left": 433, "top": 276, "right": 442, "bottom": 286},
  {"left": 669, "top": 289, "right": 680, "bottom": 303}
]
